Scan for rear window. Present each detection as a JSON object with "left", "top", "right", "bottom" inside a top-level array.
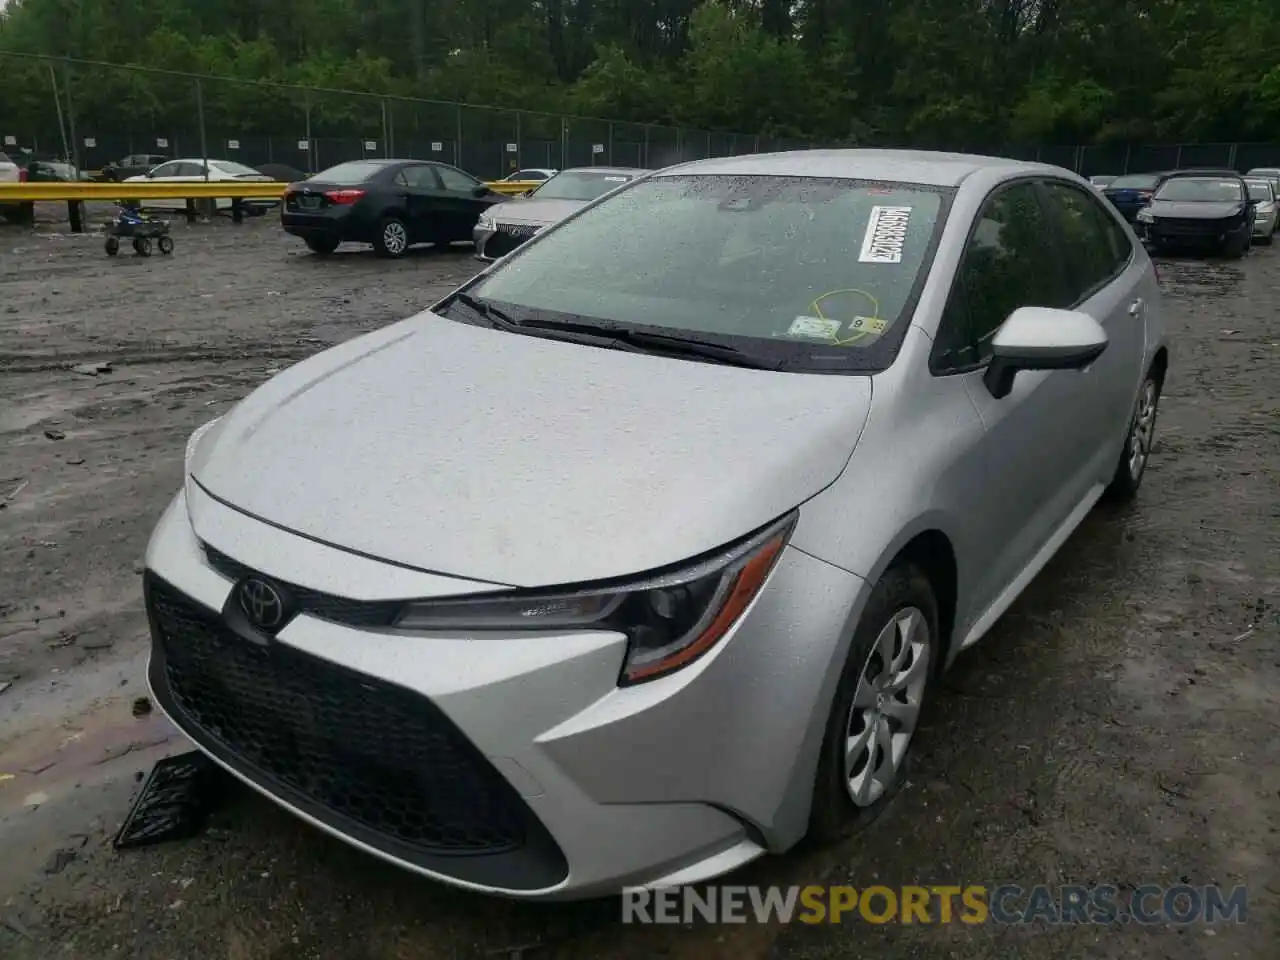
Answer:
[
  {"left": 470, "top": 174, "right": 951, "bottom": 373},
  {"left": 311, "top": 161, "right": 388, "bottom": 184},
  {"left": 1108, "top": 174, "right": 1161, "bottom": 190}
]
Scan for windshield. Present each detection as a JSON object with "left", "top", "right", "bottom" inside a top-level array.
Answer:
[
  {"left": 1245, "top": 181, "right": 1274, "bottom": 201},
  {"left": 529, "top": 170, "right": 639, "bottom": 201},
  {"left": 312, "top": 161, "right": 389, "bottom": 184},
  {"left": 1108, "top": 174, "right": 1161, "bottom": 190},
  {"left": 462, "top": 174, "right": 951, "bottom": 373},
  {"left": 1155, "top": 177, "right": 1243, "bottom": 202},
  {"left": 211, "top": 160, "right": 262, "bottom": 176}
]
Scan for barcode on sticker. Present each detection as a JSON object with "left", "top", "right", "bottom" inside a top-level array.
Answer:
[{"left": 858, "top": 206, "right": 912, "bottom": 264}]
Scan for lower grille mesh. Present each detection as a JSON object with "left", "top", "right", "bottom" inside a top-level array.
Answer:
[{"left": 149, "top": 578, "right": 529, "bottom": 855}]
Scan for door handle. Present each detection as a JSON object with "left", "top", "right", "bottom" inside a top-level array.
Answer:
[{"left": 1128, "top": 298, "right": 1145, "bottom": 317}]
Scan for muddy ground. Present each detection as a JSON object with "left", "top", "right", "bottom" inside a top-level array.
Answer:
[{"left": 0, "top": 204, "right": 1277, "bottom": 959}]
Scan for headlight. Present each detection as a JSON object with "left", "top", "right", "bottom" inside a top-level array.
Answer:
[
  {"left": 184, "top": 416, "right": 222, "bottom": 469},
  {"left": 476, "top": 214, "right": 494, "bottom": 231},
  {"left": 395, "top": 512, "right": 796, "bottom": 685},
  {"left": 1136, "top": 210, "right": 1154, "bottom": 224}
]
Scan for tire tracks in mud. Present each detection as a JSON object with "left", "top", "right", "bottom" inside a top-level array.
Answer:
[{"left": 0, "top": 341, "right": 332, "bottom": 374}]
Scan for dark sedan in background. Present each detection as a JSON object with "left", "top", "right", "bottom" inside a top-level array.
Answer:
[
  {"left": 473, "top": 166, "right": 646, "bottom": 261},
  {"left": 282, "top": 159, "right": 506, "bottom": 257},
  {"left": 1136, "top": 172, "right": 1256, "bottom": 257}
]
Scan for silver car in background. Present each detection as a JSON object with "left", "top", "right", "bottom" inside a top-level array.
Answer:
[
  {"left": 473, "top": 166, "right": 645, "bottom": 260},
  {"left": 1245, "top": 178, "right": 1278, "bottom": 243},
  {"left": 146, "top": 149, "right": 1168, "bottom": 901}
]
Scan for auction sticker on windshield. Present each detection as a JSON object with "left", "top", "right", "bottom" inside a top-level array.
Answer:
[
  {"left": 789, "top": 315, "right": 843, "bottom": 339},
  {"left": 859, "top": 206, "right": 912, "bottom": 264}
]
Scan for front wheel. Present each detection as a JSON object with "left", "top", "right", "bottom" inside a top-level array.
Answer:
[
  {"left": 104, "top": 236, "right": 120, "bottom": 256},
  {"left": 373, "top": 216, "right": 409, "bottom": 258},
  {"left": 132, "top": 236, "right": 152, "bottom": 257},
  {"left": 1104, "top": 370, "right": 1162, "bottom": 502},
  {"left": 157, "top": 235, "right": 174, "bottom": 255},
  {"left": 808, "top": 564, "right": 939, "bottom": 845}
]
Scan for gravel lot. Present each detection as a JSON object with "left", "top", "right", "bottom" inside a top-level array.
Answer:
[{"left": 0, "top": 205, "right": 1277, "bottom": 959}]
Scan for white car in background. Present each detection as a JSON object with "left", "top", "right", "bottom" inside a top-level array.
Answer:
[
  {"left": 500, "top": 168, "right": 557, "bottom": 183},
  {"left": 0, "top": 150, "right": 27, "bottom": 223},
  {"left": 1245, "top": 178, "right": 1278, "bottom": 244},
  {"left": 123, "top": 158, "right": 276, "bottom": 211}
]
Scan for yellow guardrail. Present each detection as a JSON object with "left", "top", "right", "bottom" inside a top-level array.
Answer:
[
  {"left": 0, "top": 179, "right": 539, "bottom": 201},
  {"left": 0, "top": 181, "right": 289, "bottom": 201},
  {"left": 487, "top": 180, "right": 542, "bottom": 195}
]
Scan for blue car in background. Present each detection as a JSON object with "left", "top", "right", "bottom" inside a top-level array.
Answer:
[{"left": 1102, "top": 172, "right": 1171, "bottom": 224}]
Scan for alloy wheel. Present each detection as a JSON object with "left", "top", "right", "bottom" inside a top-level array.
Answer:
[
  {"left": 844, "top": 606, "right": 930, "bottom": 808},
  {"left": 383, "top": 221, "right": 407, "bottom": 255},
  {"left": 1128, "top": 378, "right": 1158, "bottom": 481}
]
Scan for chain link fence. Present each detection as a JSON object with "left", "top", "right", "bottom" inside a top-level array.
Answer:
[
  {"left": 0, "top": 54, "right": 811, "bottom": 178},
  {"left": 6, "top": 54, "right": 1280, "bottom": 179}
]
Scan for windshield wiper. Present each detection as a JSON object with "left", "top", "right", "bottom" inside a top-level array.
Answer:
[
  {"left": 515, "top": 317, "right": 783, "bottom": 370},
  {"left": 448, "top": 291, "right": 521, "bottom": 329}
]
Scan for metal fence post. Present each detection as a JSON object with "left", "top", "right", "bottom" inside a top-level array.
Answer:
[
  {"left": 195, "top": 78, "right": 209, "bottom": 180},
  {"left": 643, "top": 125, "right": 650, "bottom": 168},
  {"left": 62, "top": 63, "right": 80, "bottom": 174},
  {"left": 47, "top": 63, "right": 71, "bottom": 164},
  {"left": 516, "top": 111, "right": 522, "bottom": 171},
  {"left": 455, "top": 105, "right": 463, "bottom": 168},
  {"left": 304, "top": 94, "right": 313, "bottom": 173},
  {"left": 608, "top": 122, "right": 614, "bottom": 165},
  {"left": 381, "top": 99, "right": 390, "bottom": 158},
  {"left": 1174, "top": 144, "right": 1183, "bottom": 168},
  {"left": 1123, "top": 144, "right": 1131, "bottom": 174}
]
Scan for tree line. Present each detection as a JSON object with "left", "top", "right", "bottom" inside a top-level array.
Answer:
[{"left": 0, "top": 0, "right": 1278, "bottom": 147}]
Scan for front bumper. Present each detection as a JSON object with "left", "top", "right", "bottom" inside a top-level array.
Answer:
[
  {"left": 143, "top": 485, "right": 865, "bottom": 899},
  {"left": 1252, "top": 212, "right": 1277, "bottom": 237},
  {"left": 1143, "top": 218, "right": 1247, "bottom": 247}
]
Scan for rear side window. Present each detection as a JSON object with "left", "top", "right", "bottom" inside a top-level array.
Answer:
[
  {"left": 935, "top": 181, "right": 1065, "bottom": 369},
  {"left": 1041, "top": 182, "right": 1132, "bottom": 302},
  {"left": 436, "top": 165, "right": 481, "bottom": 192}
]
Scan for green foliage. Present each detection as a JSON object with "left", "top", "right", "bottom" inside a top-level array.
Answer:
[{"left": 0, "top": 0, "right": 1278, "bottom": 147}]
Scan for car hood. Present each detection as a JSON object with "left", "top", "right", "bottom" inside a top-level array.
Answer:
[
  {"left": 491, "top": 197, "right": 585, "bottom": 226},
  {"left": 1149, "top": 200, "right": 1243, "bottom": 219},
  {"left": 191, "top": 314, "right": 871, "bottom": 588}
]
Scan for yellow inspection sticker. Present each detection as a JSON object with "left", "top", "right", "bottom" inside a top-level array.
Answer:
[{"left": 848, "top": 315, "right": 887, "bottom": 335}]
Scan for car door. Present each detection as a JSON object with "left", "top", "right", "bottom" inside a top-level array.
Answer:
[
  {"left": 396, "top": 164, "right": 444, "bottom": 241},
  {"left": 138, "top": 160, "right": 188, "bottom": 209},
  {"left": 932, "top": 179, "right": 1104, "bottom": 622},
  {"left": 433, "top": 163, "right": 498, "bottom": 239}
]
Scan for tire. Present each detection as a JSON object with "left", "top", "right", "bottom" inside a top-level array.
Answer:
[
  {"left": 133, "top": 237, "right": 152, "bottom": 257},
  {"left": 305, "top": 236, "right": 340, "bottom": 255},
  {"left": 373, "top": 216, "right": 409, "bottom": 258},
  {"left": 1257, "top": 230, "right": 1273, "bottom": 246},
  {"left": 808, "top": 563, "right": 940, "bottom": 845},
  {"left": 104, "top": 237, "right": 119, "bottom": 256},
  {"left": 1103, "top": 367, "right": 1162, "bottom": 503},
  {"left": 158, "top": 235, "right": 174, "bottom": 255}
]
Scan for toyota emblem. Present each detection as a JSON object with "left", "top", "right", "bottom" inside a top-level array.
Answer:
[{"left": 238, "top": 577, "right": 286, "bottom": 630}]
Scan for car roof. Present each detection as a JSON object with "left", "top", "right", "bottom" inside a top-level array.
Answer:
[
  {"left": 655, "top": 149, "right": 1061, "bottom": 187},
  {"left": 558, "top": 166, "right": 647, "bottom": 176}
]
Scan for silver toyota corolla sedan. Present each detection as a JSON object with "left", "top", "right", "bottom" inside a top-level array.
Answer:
[
  {"left": 145, "top": 149, "right": 1168, "bottom": 901},
  {"left": 472, "top": 165, "right": 645, "bottom": 260}
]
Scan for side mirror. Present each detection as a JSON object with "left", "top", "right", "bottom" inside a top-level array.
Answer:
[
  {"left": 983, "top": 307, "right": 1108, "bottom": 400},
  {"left": 472, "top": 185, "right": 490, "bottom": 197}
]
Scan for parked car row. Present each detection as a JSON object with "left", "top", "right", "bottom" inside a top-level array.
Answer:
[
  {"left": 1092, "top": 166, "right": 1280, "bottom": 257},
  {"left": 280, "top": 159, "right": 644, "bottom": 258}
]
